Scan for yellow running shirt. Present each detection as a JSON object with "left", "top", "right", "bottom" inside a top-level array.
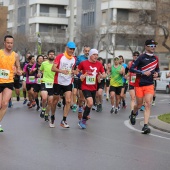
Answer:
[{"left": 0, "top": 49, "right": 16, "bottom": 83}]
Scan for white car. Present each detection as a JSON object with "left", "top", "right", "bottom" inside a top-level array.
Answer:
[{"left": 156, "top": 70, "right": 170, "bottom": 93}]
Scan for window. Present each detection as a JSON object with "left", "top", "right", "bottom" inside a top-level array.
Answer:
[{"left": 117, "top": 9, "right": 128, "bottom": 21}]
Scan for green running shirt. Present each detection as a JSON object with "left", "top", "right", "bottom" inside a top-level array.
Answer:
[
  {"left": 40, "top": 61, "right": 55, "bottom": 83},
  {"left": 110, "top": 65, "right": 123, "bottom": 87}
]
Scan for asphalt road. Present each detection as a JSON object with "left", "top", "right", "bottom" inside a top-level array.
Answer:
[{"left": 0, "top": 92, "right": 170, "bottom": 170}]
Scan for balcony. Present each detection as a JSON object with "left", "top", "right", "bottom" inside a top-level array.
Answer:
[
  {"left": 39, "top": 12, "right": 66, "bottom": 18},
  {"left": 101, "top": 0, "right": 156, "bottom": 11},
  {"left": 29, "top": 16, "right": 68, "bottom": 25},
  {"left": 29, "top": 0, "right": 69, "bottom": 6}
]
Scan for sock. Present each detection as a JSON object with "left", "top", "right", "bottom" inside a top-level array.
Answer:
[
  {"left": 63, "top": 116, "right": 66, "bottom": 121},
  {"left": 83, "top": 106, "right": 91, "bottom": 120},
  {"left": 112, "top": 105, "right": 114, "bottom": 108},
  {"left": 35, "top": 98, "right": 39, "bottom": 107},
  {"left": 23, "top": 91, "right": 26, "bottom": 99},
  {"left": 144, "top": 124, "right": 148, "bottom": 127},
  {"left": 153, "top": 96, "right": 156, "bottom": 101}
]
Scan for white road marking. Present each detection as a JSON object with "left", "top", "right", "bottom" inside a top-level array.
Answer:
[{"left": 124, "top": 116, "right": 170, "bottom": 141}]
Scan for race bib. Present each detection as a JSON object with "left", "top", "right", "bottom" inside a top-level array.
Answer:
[
  {"left": 45, "top": 82, "right": 53, "bottom": 88},
  {"left": 131, "top": 75, "right": 136, "bottom": 83},
  {"left": 29, "top": 76, "right": 35, "bottom": 83},
  {"left": 23, "top": 77, "right": 26, "bottom": 81},
  {"left": 0, "top": 69, "right": 10, "bottom": 79},
  {"left": 37, "top": 78, "right": 41, "bottom": 84},
  {"left": 86, "top": 76, "right": 96, "bottom": 85}
]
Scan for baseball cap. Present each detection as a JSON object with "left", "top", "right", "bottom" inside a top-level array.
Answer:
[
  {"left": 66, "top": 41, "right": 76, "bottom": 48},
  {"left": 145, "top": 39, "right": 158, "bottom": 46}
]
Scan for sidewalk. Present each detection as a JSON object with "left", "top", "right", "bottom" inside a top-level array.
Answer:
[{"left": 149, "top": 116, "right": 170, "bottom": 133}]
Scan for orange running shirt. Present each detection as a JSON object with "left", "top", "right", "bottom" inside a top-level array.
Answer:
[{"left": 0, "top": 49, "right": 16, "bottom": 83}]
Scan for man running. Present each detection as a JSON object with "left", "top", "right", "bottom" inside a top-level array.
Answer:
[
  {"left": 109, "top": 56, "right": 125, "bottom": 114},
  {"left": 129, "top": 39, "right": 160, "bottom": 134},
  {"left": 0, "top": 35, "right": 22, "bottom": 132},
  {"left": 128, "top": 51, "right": 139, "bottom": 115},
  {"left": 39, "top": 50, "right": 55, "bottom": 124},
  {"left": 77, "top": 49, "right": 106, "bottom": 129},
  {"left": 76, "top": 46, "right": 90, "bottom": 119},
  {"left": 51, "top": 42, "right": 77, "bottom": 128}
]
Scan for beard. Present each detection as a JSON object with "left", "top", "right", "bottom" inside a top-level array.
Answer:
[{"left": 48, "top": 58, "right": 54, "bottom": 61}]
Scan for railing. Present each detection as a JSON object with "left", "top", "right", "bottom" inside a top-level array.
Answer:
[{"left": 39, "top": 12, "right": 66, "bottom": 18}]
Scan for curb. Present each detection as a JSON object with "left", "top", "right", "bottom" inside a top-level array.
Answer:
[{"left": 149, "top": 116, "right": 170, "bottom": 133}]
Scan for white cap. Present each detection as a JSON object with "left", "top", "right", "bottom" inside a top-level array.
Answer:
[{"left": 89, "top": 49, "right": 98, "bottom": 58}]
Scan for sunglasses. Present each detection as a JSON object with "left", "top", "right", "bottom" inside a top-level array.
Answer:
[
  {"left": 134, "top": 54, "right": 139, "bottom": 56},
  {"left": 147, "top": 45, "right": 156, "bottom": 48}
]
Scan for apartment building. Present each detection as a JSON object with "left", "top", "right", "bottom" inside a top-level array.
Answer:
[
  {"left": 7, "top": 0, "right": 69, "bottom": 53},
  {"left": 69, "top": 0, "right": 170, "bottom": 69},
  {"left": 0, "top": 1, "right": 8, "bottom": 47}
]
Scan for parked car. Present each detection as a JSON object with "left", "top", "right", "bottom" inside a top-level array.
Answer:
[{"left": 156, "top": 70, "right": 170, "bottom": 93}]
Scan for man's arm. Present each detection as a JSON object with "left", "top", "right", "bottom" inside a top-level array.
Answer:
[{"left": 15, "top": 53, "right": 22, "bottom": 75}]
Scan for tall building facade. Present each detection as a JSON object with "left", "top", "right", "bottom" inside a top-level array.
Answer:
[
  {"left": 69, "top": 0, "right": 170, "bottom": 69},
  {"left": 7, "top": 0, "right": 69, "bottom": 54},
  {"left": 0, "top": 1, "right": 8, "bottom": 48}
]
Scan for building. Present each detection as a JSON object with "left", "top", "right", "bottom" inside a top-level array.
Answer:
[
  {"left": 67, "top": 0, "right": 170, "bottom": 69},
  {"left": 0, "top": 1, "right": 8, "bottom": 48},
  {"left": 7, "top": 0, "right": 69, "bottom": 54}
]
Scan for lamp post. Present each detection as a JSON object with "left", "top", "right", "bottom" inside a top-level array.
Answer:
[{"left": 69, "top": 0, "right": 74, "bottom": 42}]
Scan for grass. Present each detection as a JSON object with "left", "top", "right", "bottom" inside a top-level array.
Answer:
[{"left": 158, "top": 114, "right": 170, "bottom": 124}]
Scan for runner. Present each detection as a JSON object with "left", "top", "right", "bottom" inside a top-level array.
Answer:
[
  {"left": 76, "top": 46, "right": 90, "bottom": 119},
  {"left": 119, "top": 55, "right": 128, "bottom": 109},
  {"left": 96, "top": 57, "right": 105, "bottom": 112},
  {"left": 51, "top": 42, "right": 77, "bottom": 128},
  {"left": 21, "top": 52, "right": 31, "bottom": 104},
  {"left": 109, "top": 56, "right": 125, "bottom": 114},
  {"left": 0, "top": 35, "right": 22, "bottom": 132},
  {"left": 129, "top": 39, "right": 160, "bottom": 134},
  {"left": 105, "top": 63, "right": 111, "bottom": 101},
  {"left": 39, "top": 50, "right": 55, "bottom": 123},
  {"left": 77, "top": 49, "right": 106, "bottom": 129},
  {"left": 128, "top": 51, "right": 139, "bottom": 115},
  {"left": 23, "top": 55, "right": 37, "bottom": 108},
  {"left": 33, "top": 55, "right": 44, "bottom": 111}
]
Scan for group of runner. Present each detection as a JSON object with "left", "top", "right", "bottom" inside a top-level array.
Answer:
[{"left": 0, "top": 35, "right": 160, "bottom": 134}]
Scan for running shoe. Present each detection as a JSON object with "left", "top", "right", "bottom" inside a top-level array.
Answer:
[
  {"left": 106, "top": 97, "right": 109, "bottom": 101},
  {"left": 92, "top": 105, "right": 96, "bottom": 111},
  {"left": 115, "top": 108, "right": 118, "bottom": 114},
  {"left": 142, "top": 125, "right": 151, "bottom": 134},
  {"left": 140, "top": 105, "right": 145, "bottom": 111},
  {"left": 129, "top": 113, "right": 136, "bottom": 125},
  {"left": 152, "top": 101, "right": 155, "bottom": 106},
  {"left": 40, "top": 109, "right": 46, "bottom": 118},
  {"left": 0, "top": 125, "right": 3, "bottom": 132},
  {"left": 60, "top": 120, "right": 70, "bottom": 128},
  {"left": 57, "top": 102, "right": 62, "bottom": 108},
  {"left": 78, "top": 107, "right": 83, "bottom": 113},
  {"left": 27, "top": 102, "right": 31, "bottom": 107},
  {"left": 44, "top": 113, "right": 49, "bottom": 122},
  {"left": 78, "top": 119, "right": 86, "bottom": 129},
  {"left": 23, "top": 99, "right": 27, "bottom": 105},
  {"left": 17, "top": 96, "right": 20, "bottom": 101},
  {"left": 49, "top": 115, "right": 55, "bottom": 128},
  {"left": 110, "top": 107, "right": 115, "bottom": 114},
  {"left": 36, "top": 106, "right": 41, "bottom": 111},
  {"left": 96, "top": 104, "right": 102, "bottom": 112},
  {"left": 8, "top": 100, "right": 13, "bottom": 108},
  {"left": 72, "top": 104, "right": 77, "bottom": 112},
  {"left": 32, "top": 101, "right": 36, "bottom": 107}
]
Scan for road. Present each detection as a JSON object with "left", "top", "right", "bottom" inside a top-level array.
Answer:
[{"left": 0, "top": 92, "right": 170, "bottom": 170}]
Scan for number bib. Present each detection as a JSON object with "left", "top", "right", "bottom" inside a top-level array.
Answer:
[
  {"left": 0, "top": 69, "right": 10, "bottom": 79},
  {"left": 45, "top": 83, "right": 53, "bottom": 88},
  {"left": 131, "top": 75, "right": 136, "bottom": 83},
  {"left": 37, "top": 78, "right": 41, "bottom": 84},
  {"left": 29, "top": 76, "right": 35, "bottom": 83},
  {"left": 86, "top": 76, "right": 96, "bottom": 85}
]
